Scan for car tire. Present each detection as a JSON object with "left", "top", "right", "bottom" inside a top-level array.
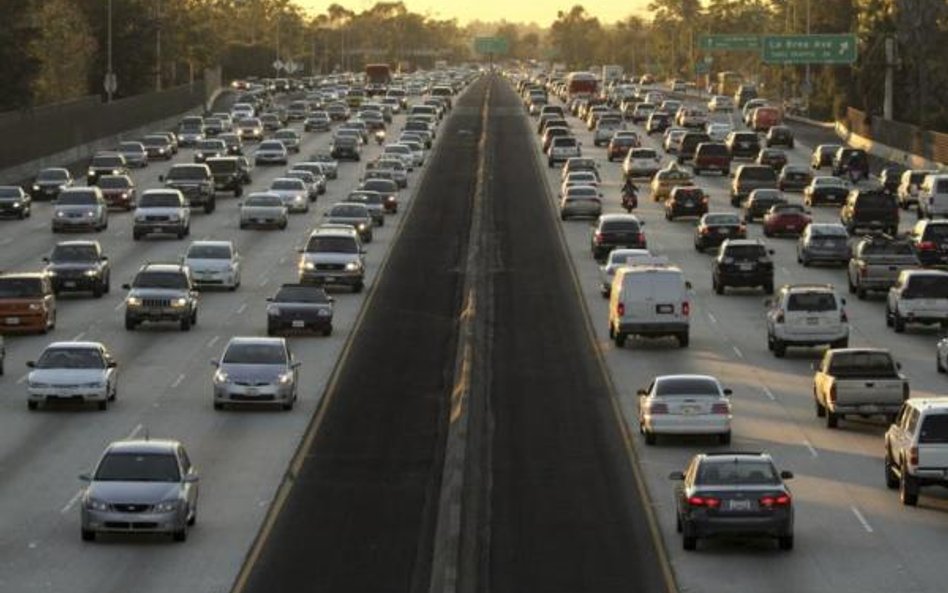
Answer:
[
  {"left": 125, "top": 317, "right": 136, "bottom": 331},
  {"left": 894, "top": 311, "right": 906, "bottom": 333},
  {"left": 719, "top": 431, "right": 731, "bottom": 445},
  {"left": 643, "top": 430, "right": 656, "bottom": 445},
  {"left": 826, "top": 410, "right": 839, "bottom": 428},
  {"left": 899, "top": 466, "right": 919, "bottom": 506},
  {"left": 764, "top": 282, "right": 774, "bottom": 295},
  {"left": 132, "top": 230, "right": 142, "bottom": 241},
  {"left": 682, "top": 536, "right": 697, "bottom": 551},
  {"left": 97, "top": 400, "right": 107, "bottom": 411},
  {"left": 27, "top": 401, "right": 38, "bottom": 411},
  {"left": 353, "top": 282, "right": 364, "bottom": 294},
  {"left": 884, "top": 456, "right": 899, "bottom": 489},
  {"left": 180, "top": 316, "right": 192, "bottom": 331},
  {"left": 778, "top": 535, "right": 794, "bottom": 551},
  {"left": 713, "top": 278, "right": 724, "bottom": 295},
  {"left": 213, "top": 402, "right": 224, "bottom": 411},
  {"left": 815, "top": 396, "right": 826, "bottom": 417},
  {"left": 938, "top": 355, "right": 946, "bottom": 373},
  {"left": 773, "top": 340, "right": 786, "bottom": 358},
  {"left": 172, "top": 528, "right": 188, "bottom": 542},
  {"left": 677, "top": 332, "right": 689, "bottom": 348},
  {"left": 614, "top": 332, "right": 626, "bottom": 348},
  {"left": 187, "top": 508, "right": 196, "bottom": 527},
  {"left": 81, "top": 529, "right": 96, "bottom": 542}
]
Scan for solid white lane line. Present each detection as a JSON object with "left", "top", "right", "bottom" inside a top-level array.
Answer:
[
  {"left": 171, "top": 374, "right": 186, "bottom": 389},
  {"left": 72, "top": 332, "right": 85, "bottom": 341},
  {"left": 707, "top": 312, "right": 717, "bottom": 324},
  {"left": 803, "top": 439, "right": 819, "bottom": 458},
  {"left": 732, "top": 345, "right": 743, "bottom": 358},
  {"left": 851, "top": 506, "right": 874, "bottom": 533},
  {"left": 206, "top": 335, "right": 220, "bottom": 348},
  {"left": 236, "top": 302, "right": 247, "bottom": 314},
  {"left": 762, "top": 386, "right": 776, "bottom": 400},
  {"left": 60, "top": 489, "right": 83, "bottom": 514},
  {"left": 113, "top": 301, "right": 125, "bottom": 311}
]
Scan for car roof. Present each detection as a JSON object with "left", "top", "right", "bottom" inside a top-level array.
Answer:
[
  {"left": 140, "top": 263, "right": 186, "bottom": 273},
  {"left": 188, "top": 240, "right": 232, "bottom": 248},
  {"left": 655, "top": 374, "right": 720, "bottom": 383},
  {"left": 226, "top": 336, "right": 286, "bottom": 347},
  {"left": 106, "top": 439, "right": 179, "bottom": 455},
  {"left": 44, "top": 341, "right": 105, "bottom": 350},
  {"left": 781, "top": 283, "right": 835, "bottom": 293},
  {"left": 310, "top": 227, "right": 358, "bottom": 238},
  {"left": 723, "top": 239, "right": 764, "bottom": 247},
  {"left": 903, "top": 397, "right": 948, "bottom": 411},
  {"left": 599, "top": 213, "right": 641, "bottom": 223}
]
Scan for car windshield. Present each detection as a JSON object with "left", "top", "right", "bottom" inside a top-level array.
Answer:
[
  {"left": 0, "top": 187, "right": 22, "bottom": 198},
  {"left": 602, "top": 221, "right": 639, "bottom": 232},
  {"left": 187, "top": 244, "right": 231, "bottom": 259},
  {"left": 306, "top": 236, "right": 358, "bottom": 253},
  {"left": 133, "top": 271, "right": 188, "bottom": 289},
  {"left": 331, "top": 205, "right": 367, "bottom": 217},
  {"left": 140, "top": 193, "right": 180, "bottom": 208},
  {"left": 95, "top": 453, "right": 180, "bottom": 482},
  {"left": 57, "top": 193, "right": 96, "bottom": 205},
  {"left": 36, "top": 347, "right": 104, "bottom": 369},
  {"left": 207, "top": 160, "right": 237, "bottom": 174},
  {"left": 274, "top": 286, "right": 331, "bottom": 303},
  {"left": 654, "top": 378, "right": 719, "bottom": 396},
  {"left": 0, "top": 277, "right": 42, "bottom": 297},
  {"left": 222, "top": 342, "right": 287, "bottom": 365},
  {"left": 696, "top": 460, "right": 779, "bottom": 486},
  {"left": 38, "top": 169, "right": 67, "bottom": 181},
  {"left": 119, "top": 143, "right": 142, "bottom": 152},
  {"left": 862, "top": 241, "right": 914, "bottom": 255},
  {"left": 50, "top": 244, "right": 97, "bottom": 262},
  {"left": 198, "top": 141, "right": 223, "bottom": 150},
  {"left": 98, "top": 176, "right": 131, "bottom": 189},
  {"left": 363, "top": 180, "right": 397, "bottom": 193},
  {"left": 168, "top": 167, "right": 207, "bottom": 180},
  {"left": 904, "top": 275, "right": 948, "bottom": 298},
  {"left": 856, "top": 192, "right": 894, "bottom": 208},
  {"left": 726, "top": 245, "right": 767, "bottom": 260},
  {"left": 272, "top": 180, "right": 303, "bottom": 190},
  {"left": 787, "top": 292, "right": 837, "bottom": 311}
]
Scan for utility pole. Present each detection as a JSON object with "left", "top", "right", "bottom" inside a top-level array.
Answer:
[
  {"left": 883, "top": 36, "right": 895, "bottom": 120},
  {"left": 804, "top": 0, "right": 811, "bottom": 96},
  {"left": 106, "top": 0, "right": 114, "bottom": 103},
  {"left": 155, "top": 0, "right": 162, "bottom": 92}
]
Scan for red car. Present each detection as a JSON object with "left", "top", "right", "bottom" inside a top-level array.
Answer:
[
  {"left": 763, "top": 203, "right": 811, "bottom": 237},
  {"left": 96, "top": 175, "right": 137, "bottom": 211},
  {"left": 607, "top": 135, "right": 639, "bottom": 161}
]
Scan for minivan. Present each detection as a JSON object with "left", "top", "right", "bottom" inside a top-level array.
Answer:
[
  {"left": 693, "top": 142, "right": 731, "bottom": 176},
  {"left": 918, "top": 174, "right": 948, "bottom": 219},
  {"left": 608, "top": 265, "right": 691, "bottom": 348}
]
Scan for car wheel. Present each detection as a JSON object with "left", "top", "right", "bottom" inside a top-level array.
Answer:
[
  {"left": 899, "top": 466, "right": 919, "bottom": 506},
  {"left": 938, "top": 354, "right": 946, "bottom": 373},
  {"left": 826, "top": 410, "right": 839, "bottom": 428},
  {"left": 682, "top": 536, "right": 697, "bottom": 551},
  {"left": 677, "top": 332, "right": 689, "bottom": 348},
  {"left": 718, "top": 431, "right": 731, "bottom": 445},
  {"left": 815, "top": 395, "right": 826, "bottom": 417},
  {"left": 27, "top": 401, "right": 38, "bottom": 411},
  {"left": 187, "top": 508, "right": 197, "bottom": 527},
  {"left": 213, "top": 402, "right": 224, "bottom": 410},
  {"left": 97, "top": 400, "right": 108, "bottom": 411},
  {"left": 894, "top": 311, "right": 906, "bottom": 333},
  {"left": 884, "top": 456, "right": 899, "bottom": 489},
  {"left": 613, "top": 332, "right": 626, "bottom": 348},
  {"left": 81, "top": 529, "right": 96, "bottom": 542},
  {"left": 773, "top": 339, "right": 786, "bottom": 358},
  {"left": 713, "top": 278, "right": 724, "bottom": 295},
  {"left": 764, "top": 282, "right": 774, "bottom": 295},
  {"left": 125, "top": 317, "right": 137, "bottom": 331},
  {"left": 353, "top": 282, "right": 364, "bottom": 294},
  {"left": 180, "top": 316, "right": 192, "bottom": 331},
  {"left": 172, "top": 528, "right": 188, "bottom": 542},
  {"left": 643, "top": 430, "right": 656, "bottom": 445},
  {"left": 778, "top": 535, "right": 794, "bottom": 551},
  {"left": 675, "top": 513, "right": 682, "bottom": 533},
  {"left": 92, "top": 283, "right": 103, "bottom": 298}
]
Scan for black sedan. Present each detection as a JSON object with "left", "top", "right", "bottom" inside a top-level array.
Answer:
[
  {"left": 43, "top": 240, "right": 110, "bottom": 297},
  {"left": 670, "top": 452, "right": 795, "bottom": 551},
  {"left": 266, "top": 284, "right": 334, "bottom": 336},
  {"left": 755, "top": 148, "right": 789, "bottom": 172},
  {"left": 804, "top": 176, "right": 851, "bottom": 207},
  {"left": 665, "top": 186, "right": 708, "bottom": 221},
  {"left": 694, "top": 213, "right": 746, "bottom": 252},
  {"left": 777, "top": 165, "right": 812, "bottom": 192}
]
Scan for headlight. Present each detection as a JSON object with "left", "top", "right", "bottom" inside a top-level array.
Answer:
[
  {"left": 112, "top": 169, "right": 120, "bottom": 175},
  {"left": 86, "top": 211, "right": 96, "bottom": 217},
  {"left": 345, "top": 262, "right": 360, "bottom": 271},
  {"left": 56, "top": 211, "right": 66, "bottom": 217},
  {"left": 277, "top": 372, "right": 294, "bottom": 385},
  {"left": 171, "top": 297, "right": 188, "bottom": 307},
  {"left": 87, "top": 168, "right": 95, "bottom": 175},
  {"left": 127, "top": 297, "right": 142, "bottom": 307},
  {"left": 12, "top": 201, "right": 21, "bottom": 208},
  {"left": 154, "top": 500, "right": 179, "bottom": 513},
  {"left": 213, "top": 369, "right": 229, "bottom": 383},
  {"left": 28, "top": 303, "right": 42, "bottom": 311},
  {"left": 267, "top": 306, "right": 280, "bottom": 316},
  {"left": 84, "top": 497, "right": 109, "bottom": 512},
  {"left": 83, "top": 270, "right": 98, "bottom": 277},
  {"left": 301, "top": 261, "right": 315, "bottom": 270},
  {"left": 32, "top": 184, "right": 39, "bottom": 191},
  {"left": 317, "top": 308, "right": 332, "bottom": 317},
  {"left": 357, "top": 223, "right": 367, "bottom": 230},
  {"left": 294, "top": 195, "right": 303, "bottom": 201}
]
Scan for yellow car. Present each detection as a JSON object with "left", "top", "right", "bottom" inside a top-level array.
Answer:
[{"left": 650, "top": 164, "right": 694, "bottom": 201}]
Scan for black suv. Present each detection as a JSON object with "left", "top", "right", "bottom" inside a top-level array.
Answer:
[
  {"left": 206, "top": 157, "right": 248, "bottom": 197},
  {"left": 591, "top": 214, "right": 646, "bottom": 261},
  {"left": 840, "top": 189, "right": 899, "bottom": 235},
  {"left": 676, "top": 132, "right": 711, "bottom": 164},
  {"left": 726, "top": 131, "right": 762, "bottom": 160},
  {"left": 161, "top": 164, "right": 216, "bottom": 213},
  {"left": 712, "top": 239, "right": 775, "bottom": 295},
  {"left": 122, "top": 263, "right": 199, "bottom": 331},
  {"left": 87, "top": 153, "right": 129, "bottom": 185},
  {"left": 330, "top": 136, "right": 361, "bottom": 161},
  {"left": 43, "top": 240, "right": 110, "bottom": 298}
]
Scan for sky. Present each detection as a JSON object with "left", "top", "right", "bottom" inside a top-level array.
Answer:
[{"left": 298, "top": 1, "right": 650, "bottom": 26}]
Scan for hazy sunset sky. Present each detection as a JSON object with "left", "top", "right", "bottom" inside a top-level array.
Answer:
[{"left": 298, "top": 1, "right": 650, "bottom": 25}]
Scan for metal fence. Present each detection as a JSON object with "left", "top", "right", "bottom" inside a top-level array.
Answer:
[{"left": 845, "top": 107, "right": 948, "bottom": 165}]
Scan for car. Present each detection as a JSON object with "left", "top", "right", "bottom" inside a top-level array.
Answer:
[
  {"left": 156, "top": 131, "right": 180, "bottom": 154},
  {"left": 345, "top": 191, "right": 386, "bottom": 226},
  {"left": 0, "top": 273, "right": 57, "bottom": 334},
  {"left": 360, "top": 178, "right": 399, "bottom": 213},
  {"left": 692, "top": 142, "right": 731, "bottom": 176},
  {"left": 676, "top": 132, "right": 711, "bottom": 164},
  {"left": 620, "top": 148, "right": 660, "bottom": 180},
  {"left": 122, "top": 263, "right": 199, "bottom": 331},
  {"left": 133, "top": 190, "right": 190, "bottom": 240},
  {"left": 665, "top": 186, "right": 708, "bottom": 220},
  {"left": 96, "top": 174, "right": 137, "bottom": 211},
  {"left": 676, "top": 107, "right": 708, "bottom": 129},
  {"left": 259, "top": 113, "right": 282, "bottom": 131},
  {"left": 52, "top": 187, "right": 108, "bottom": 233},
  {"left": 796, "top": 223, "right": 850, "bottom": 266},
  {"left": 609, "top": 264, "right": 691, "bottom": 348},
  {"left": 372, "top": 158, "right": 409, "bottom": 188},
  {"left": 765, "top": 125, "right": 795, "bottom": 148},
  {"left": 211, "top": 337, "right": 299, "bottom": 410},
  {"left": 803, "top": 176, "right": 850, "bottom": 207},
  {"left": 86, "top": 152, "right": 128, "bottom": 185},
  {"left": 330, "top": 135, "right": 361, "bottom": 161},
  {"left": 917, "top": 173, "right": 948, "bottom": 220},
  {"left": 884, "top": 398, "right": 948, "bottom": 506},
  {"left": 26, "top": 341, "right": 117, "bottom": 411},
  {"left": 645, "top": 112, "right": 671, "bottom": 135},
  {"left": 810, "top": 143, "right": 842, "bottom": 169},
  {"left": 743, "top": 189, "right": 787, "bottom": 223},
  {"left": 730, "top": 165, "right": 778, "bottom": 207},
  {"left": 777, "top": 165, "right": 812, "bottom": 193},
  {"left": 268, "top": 178, "right": 310, "bottom": 214},
  {"left": 650, "top": 163, "right": 693, "bottom": 202},
  {"left": 266, "top": 284, "right": 334, "bottom": 336},
  {"left": 707, "top": 95, "right": 734, "bottom": 112},
  {"left": 561, "top": 170, "right": 600, "bottom": 195},
  {"left": 308, "top": 153, "right": 339, "bottom": 179},
  {"left": 304, "top": 111, "right": 332, "bottom": 132},
  {"left": 562, "top": 157, "right": 601, "bottom": 182},
  {"left": 142, "top": 134, "right": 175, "bottom": 160},
  {"left": 755, "top": 148, "right": 788, "bottom": 172},
  {"left": 286, "top": 100, "right": 310, "bottom": 121},
  {"left": 725, "top": 131, "right": 761, "bottom": 160},
  {"left": 325, "top": 102, "right": 350, "bottom": 121},
  {"left": 43, "top": 240, "right": 110, "bottom": 297},
  {"left": 886, "top": 269, "right": 948, "bottom": 333},
  {"left": 765, "top": 284, "right": 849, "bottom": 357},
  {"left": 178, "top": 116, "right": 205, "bottom": 146},
  {"left": 324, "top": 202, "right": 374, "bottom": 242},
  {"left": 31, "top": 167, "right": 74, "bottom": 200},
  {"left": 239, "top": 192, "right": 288, "bottom": 230},
  {"left": 593, "top": 117, "right": 625, "bottom": 146},
  {"left": 896, "top": 169, "right": 937, "bottom": 210},
  {"left": 116, "top": 141, "right": 148, "bottom": 168},
  {"left": 193, "top": 138, "right": 227, "bottom": 163},
  {"left": 297, "top": 227, "right": 366, "bottom": 292},
  {"left": 762, "top": 203, "right": 811, "bottom": 237},
  {"left": 219, "top": 132, "right": 244, "bottom": 156},
  {"left": 206, "top": 157, "right": 249, "bottom": 197},
  {"left": 79, "top": 438, "right": 199, "bottom": 542},
  {"left": 832, "top": 147, "right": 870, "bottom": 179},
  {"left": 547, "top": 136, "right": 582, "bottom": 167},
  {"left": 606, "top": 133, "right": 638, "bottom": 162},
  {"left": 560, "top": 185, "right": 602, "bottom": 220},
  {"left": 663, "top": 127, "right": 688, "bottom": 153},
  {"left": 694, "top": 213, "right": 746, "bottom": 252},
  {"left": 273, "top": 128, "right": 302, "bottom": 153},
  {"left": 203, "top": 117, "right": 226, "bottom": 137},
  {"left": 237, "top": 117, "right": 264, "bottom": 141},
  {"left": 909, "top": 219, "right": 948, "bottom": 267},
  {"left": 598, "top": 249, "right": 664, "bottom": 297},
  {"left": 840, "top": 188, "right": 899, "bottom": 235},
  {"left": 382, "top": 144, "right": 416, "bottom": 170},
  {"left": 254, "top": 140, "right": 289, "bottom": 166},
  {"left": 184, "top": 240, "right": 241, "bottom": 291},
  {"left": 847, "top": 235, "right": 919, "bottom": 298},
  {"left": 631, "top": 102, "right": 655, "bottom": 124},
  {"left": 0, "top": 186, "right": 31, "bottom": 219},
  {"left": 713, "top": 239, "right": 775, "bottom": 295},
  {"left": 637, "top": 374, "right": 732, "bottom": 445},
  {"left": 285, "top": 170, "right": 323, "bottom": 201},
  {"left": 591, "top": 214, "right": 646, "bottom": 261},
  {"left": 705, "top": 122, "right": 732, "bottom": 143},
  {"left": 161, "top": 164, "right": 216, "bottom": 214},
  {"left": 670, "top": 452, "right": 794, "bottom": 551}
]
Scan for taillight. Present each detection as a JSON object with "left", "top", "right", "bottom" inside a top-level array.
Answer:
[
  {"left": 617, "top": 302, "right": 625, "bottom": 317},
  {"left": 688, "top": 495, "right": 721, "bottom": 508},
  {"left": 636, "top": 232, "right": 645, "bottom": 244},
  {"left": 682, "top": 301, "right": 690, "bottom": 316},
  {"left": 909, "top": 446, "right": 918, "bottom": 466},
  {"left": 759, "top": 494, "right": 792, "bottom": 507},
  {"left": 829, "top": 384, "right": 837, "bottom": 403},
  {"left": 859, "top": 263, "right": 868, "bottom": 278},
  {"left": 918, "top": 241, "right": 936, "bottom": 251},
  {"left": 594, "top": 231, "right": 603, "bottom": 243},
  {"left": 650, "top": 402, "right": 669, "bottom": 415},
  {"left": 711, "top": 402, "right": 729, "bottom": 415}
]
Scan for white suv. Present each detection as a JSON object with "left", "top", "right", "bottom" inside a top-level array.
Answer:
[
  {"left": 884, "top": 398, "right": 948, "bottom": 506},
  {"left": 886, "top": 269, "right": 948, "bottom": 333},
  {"left": 766, "top": 284, "right": 849, "bottom": 357}
]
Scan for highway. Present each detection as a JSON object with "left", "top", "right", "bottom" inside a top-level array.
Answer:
[{"left": 0, "top": 86, "right": 449, "bottom": 592}]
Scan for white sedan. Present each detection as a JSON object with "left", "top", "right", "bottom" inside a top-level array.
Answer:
[
  {"left": 27, "top": 341, "right": 118, "bottom": 411},
  {"left": 184, "top": 240, "right": 241, "bottom": 290},
  {"left": 269, "top": 178, "right": 310, "bottom": 213},
  {"left": 637, "top": 374, "right": 732, "bottom": 445}
]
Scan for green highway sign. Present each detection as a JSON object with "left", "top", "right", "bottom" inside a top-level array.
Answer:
[
  {"left": 474, "top": 37, "right": 508, "bottom": 55},
  {"left": 762, "top": 34, "right": 857, "bottom": 64},
  {"left": 698, "top": 35, "right": 759, "bottom": 51}
]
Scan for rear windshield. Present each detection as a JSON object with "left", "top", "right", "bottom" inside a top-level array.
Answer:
[
  {"left": 787, "top": 292, "right": 837, "bottom": 311},
  {"left": 0, "top": 277, "right": 43, "bottom": 297},
  {"left": 935, "top": 179, "right": 948, "bottom": 194},
  {"left": 274, "top": 286, "right": 330, "bottom": 303},
  {"left": 696, "top": 460, "right": 779, "bottom": 486},
  {"left": 856, "top": 193, "right": 895, "bottom": 208},
  {"left": 904, "top": 275, "right": 948, "bottom": 298},
  {"left": 725, "top": 245, "right": 766, "bottom": 259},
  {"left": 362, "top": 179, "right": 397, "bottom": 193},
  {"left": 705, "top": 214, "right": 740, "bottom": 225},
  {"left": 919, "top": 415, "right": 948, "bottom": 444},
  {"left": 654, "top": 378, "right": 719, "bottom": 397},
  {"left": 740, "top": 167, "right": 777, "bottom": 181},
  {"left": 601, "top": 221, "right": 640, "bottom": 232},
  {"left": 698, "top": 144, "right": 729, "bottom": 156},
  {"left": 98, "top": 176, "right": 130, "bottom": 189},
  {"left": 862, "top": 241, "right": 914, "bottom": 255},
  {"left": 207, "top": 160, "right": 237, "bottom": 173},
  {"left": 828, "top": 352, "right": 897, "bottom": 377}
]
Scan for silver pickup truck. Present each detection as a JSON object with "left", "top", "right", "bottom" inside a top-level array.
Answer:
[
  {"left": 847, "top": 236, "right": 919, "bottom": 300},
  {"left": 813, "top": 348, "right": 909, "bottom": 428}
]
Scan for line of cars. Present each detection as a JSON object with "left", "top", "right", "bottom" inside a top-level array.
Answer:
[{"left": 519, "top": 69, "right": 948, "bottom": 553}]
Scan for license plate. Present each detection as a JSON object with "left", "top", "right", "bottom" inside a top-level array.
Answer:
[
  {"left": 5, "top": 317, "right": 20, "bottom": 325},
  {"left": 684, "top": 200, "right": 694, "bottom": 207},
  {"left": 786, "top": 225, "right": 797, "bottom": 230},
  {"left": 292, "top": 320, "right": 305, "bottom": 328},
  {"left": 680, "top": 405, "right": 700, "bottom": 415},
  {"left": 726, "top": 499, "right": 752, "bottom": 511},
  {"left": 64, "top": 281, "right": 76, "bottom": 288},
  {"left": 246, "top": 388, "right": 259, "bottom": 396},
  {"left": 807, "top": 317, "right": 819, "bottom": 325},
  {"left": 656, "top": 304, "right": 674, "bottom": 314},
  {"left": 739, "top": 263, "right": 753, "bottom": 271}
]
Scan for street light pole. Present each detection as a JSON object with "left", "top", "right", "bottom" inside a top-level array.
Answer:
[
  {"left": 804, "top": 0, "right": 811, "bottom": 94},
  {"left": 155, "top": 0, "right": 162, "bottom": 92},
  {"left": 107, "top": 0, "right": 114, "bottom": 103}
]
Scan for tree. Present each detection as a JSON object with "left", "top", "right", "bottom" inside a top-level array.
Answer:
[
  {"left": 549, "top": 6, "right": 603, "bottom": 69},
  {"left": 0, "top": 0, "right": 39, "bottom": 109},
  {"left": 30, "top": 0, "right": 97, "bottom": 105}
]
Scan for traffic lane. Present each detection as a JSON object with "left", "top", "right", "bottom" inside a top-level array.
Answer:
[
  {"left": 544, "top": 101, "right": 948, "bottom": 591},
  {"left": 0, "top": 113, "right": 433, "bottom": 592},
  {"left": 488, "top": 81, "right": 669, "bottom": 593},
  {"left": 236, "top": 79, "right": 484, "bottom": 593}
]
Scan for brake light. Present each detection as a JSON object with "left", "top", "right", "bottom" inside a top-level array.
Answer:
[
  {"left": 700, "top": 227, "right": 710, "bottom": 235},
  {"left": 594, "top": 231, "right": 603, "bottom": 244},
  {"left": 829, "top": 384, "right": 837, "bottom": 403},
  {"left": 711, "top": 402, "right": 729, "bottom": 415},
  {"left": 918, "top": 241, "right": 937, "bottom": 251},
  {"left": 650, "top": 402, "right": 669, "bottom": 415},
  {"left": 617, "top": 302, "right": 625, "bottom": 317},
  {"left": 859, "top": 263, "right": 868, "bottom": 278},
  {"left": 688, "top": 495, "right": 721, "bottom": 508},
  {"left": 682, "top": 301, "right": 690, "bottom": 316},
  {"left": 759, "top": 494, "right": 792, "bottom": 507},
  {"left": 909, "top": 446, "right": 918, "bottom": 466},
  {"left": 636, "top": 232, "right": 645, "bottom": 244}
]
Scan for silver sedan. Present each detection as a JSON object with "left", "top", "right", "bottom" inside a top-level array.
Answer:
[
  {"left": 559, "top": 185, "right": 603, "bottom": 220},
  {"left": 27, "top": 341, "right": 117, "bottom": 410},
  {"left": 239, "top": 192, "right": 288, "bottom": 230},
  {"left": 212, "top": 337, "right": 300, "bottom": 410}
]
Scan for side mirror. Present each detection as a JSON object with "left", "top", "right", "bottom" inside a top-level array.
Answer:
[
  {"left": 779, "top": 470, "right": 794, "bottom": 480},
  {"left": 79, "top": 473, "right": 92, "bottom": 482},
  {"left": 184, "top": 473, "right": 200, "bottom": 483},
  {"left": 121, "top": 283, "right": 131, "bottom": 290},
  {"left": 723, "top": 388, "right": 733, "bottom": 396},
  {"left": 684, "top": 280, "right": 692, "bottom": 290},
  {"left": 210, "top": 359, "right": 219, "bottom": 367},
  {"left": 26, "top": 361, "right": 35, "bottom": 368},
  {"left": 636, "top": 389, "right": 648, "bottom": 396},
  {"left": 668, "top": 471, "right": 685, "bottom": 480},
  {"left": 158, "top": 175, "right": 164, "bottom": 182},
  {"left": 107, "top": 361, "right": 117, "bottom": 368}
]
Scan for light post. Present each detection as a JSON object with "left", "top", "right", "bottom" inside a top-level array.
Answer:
[
  {"left": 804, "top": 0, "right": 811, "bottom": 95},
  {"left": 106, "top": 0, "right": 114, "bottom": 103},
  {"left": 155, "top": 0, "right": 162, "bottom": 92}
]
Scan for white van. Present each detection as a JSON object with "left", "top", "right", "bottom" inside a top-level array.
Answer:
[
  {"left": 608, "top": 265, "right": 691, "bottom": 348},
  {"left": 918, "top": 174, "right": 948, "bottom": 219}
]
